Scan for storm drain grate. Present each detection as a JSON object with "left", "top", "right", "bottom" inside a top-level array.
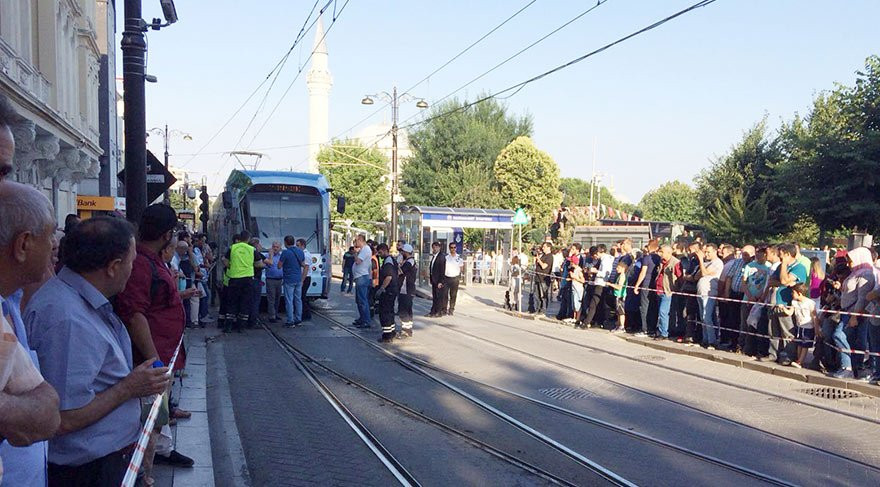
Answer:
[
  {"left": 798, "top": 387, "right": 866, "bottom": 400},
  {"left": 539, "top": 387, "right": 597, "bottom": 400},
  {"left": 635, "top": 355, "right": 666, "bottom": 362}
]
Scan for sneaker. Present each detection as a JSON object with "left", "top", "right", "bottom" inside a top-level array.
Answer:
[
  {"left": 790, "top": 362, "right": 802, "bottom": 369},
  {"left": 395, "top": 330, "right": 413, "bottom": 339},
  {"left": 831, "top": 368, "right": 854, "bottom": 379},
  {"left": 633, "top": 332, "right": 648, "bottom": 337},
  {"left": 611, "top": 327, "right": 625, "bottom": 334},
  {"left": 153, "top": 450, "right": 194, "bottom": 468},
  {"left": 283, "top": 322, "right": 296, "bottom": 328},
  {"left": 869, "top": 375, "right": 880, "bottom": 385},
  {"left": 857, "top": 373, "right": 873, "bottom": 383}
]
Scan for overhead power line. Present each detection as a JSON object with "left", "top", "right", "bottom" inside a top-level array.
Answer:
[
  {"left": 179, "top": 0, "right": 329, "bottom": 168},
  {"left": 399, "top": 0, "right": 610, "bottom": 128},
  {"left": 400, "top": 0, "right": 720, "bottom": 131}
]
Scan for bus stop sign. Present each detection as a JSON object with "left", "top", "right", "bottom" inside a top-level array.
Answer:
[{"left": 512, "top": 208, "right": 529, "bottom": 225}]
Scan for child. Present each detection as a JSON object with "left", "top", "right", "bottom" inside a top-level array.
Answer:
[
  {"left": 608, "top": 261, "right": 629, "bottom": 333},
  {"left": 789, "top": 283, "right": 818, "bottom": 368}
]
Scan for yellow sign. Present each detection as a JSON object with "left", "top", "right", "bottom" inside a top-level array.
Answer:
[{"left": 76, "top": 195, "right": 115, "bottom": 211}]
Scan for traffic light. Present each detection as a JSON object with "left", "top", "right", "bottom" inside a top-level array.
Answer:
[{"left": 198, "top": 185, "right": 209, "bottom": 224}]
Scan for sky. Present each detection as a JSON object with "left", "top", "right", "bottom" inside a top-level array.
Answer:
[{"left": 123, "top": 0, "right": 880, "bottom": 203}]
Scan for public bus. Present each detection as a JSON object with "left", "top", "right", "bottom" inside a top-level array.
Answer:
[{"left": 210, "top": 170, "right": 344, "bottom": 300}]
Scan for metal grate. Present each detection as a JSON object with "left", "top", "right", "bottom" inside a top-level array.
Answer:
[
  {"left": 539, "top": 387, "right": 597, "bottom": 400},
  {"left": 798, "top": 387, "right": 866, "bottom": 400},
  {"left": 635, "top": 355, "right": 666, "bottom": 362}
]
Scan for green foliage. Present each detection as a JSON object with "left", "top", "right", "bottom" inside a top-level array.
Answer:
[
  {"left": 168, "top": 191, "right": 187, "bottom": 212},
  {"left": 494, "top": 136, "right": 562, "bottom": 240},
  {"left": 704, "top": 190, "right": 786, "bottom": 245},
  {"left": 774, "top": 215, "right": 820, "bottom": 248},
  {"left": 559, "top": 177, "right": 625, "bottom": 210},
  {"left": 400, "top": 96, "right": 532, "bottom": 207},
  {"left": 638, "top": 180, "right": 700, "bottom": 223},
  {"left": 317, "top": 140, "right": 390, "bottom": 224}
]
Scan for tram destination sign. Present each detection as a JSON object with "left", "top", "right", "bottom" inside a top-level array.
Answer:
[{"left": 250, "top": 184, "right": 319, "bottom": 195}]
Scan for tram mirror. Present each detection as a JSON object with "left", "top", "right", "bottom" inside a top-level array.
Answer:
[
  {"left": 336, "top": 195, "right": 346, "bottom": 215},
  {"left": 221, "top": 191, "right": 233, "bottom": 209}
]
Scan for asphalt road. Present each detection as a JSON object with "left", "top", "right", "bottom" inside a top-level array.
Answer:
[{"left": 215, "top": 282, "right": 880, "bottom": 486}]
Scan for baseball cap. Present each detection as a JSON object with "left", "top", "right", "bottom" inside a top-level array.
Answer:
[{"left": 402, "top": 244, "right": 413, "bottom": 253}]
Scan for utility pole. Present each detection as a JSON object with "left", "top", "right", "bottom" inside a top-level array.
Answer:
[
  {"left": 163, "top": 124, "right": 170, "bottom": 203},
  {"left": 390, "top": 86, "right": 399, "bottom": 244},
  {"left": 122, "top": 0, "right": 147, "bottom": 225}
]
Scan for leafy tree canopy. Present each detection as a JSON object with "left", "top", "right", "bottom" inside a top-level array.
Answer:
[
  {"left": 494, "top": 136, "right": 562, "bottom": 239},
  {"left": 318, "top": 140, "right": 390, "bottom": 224},
  {"left": 638, "top": 180, "right": 700, "bottom": 223}
]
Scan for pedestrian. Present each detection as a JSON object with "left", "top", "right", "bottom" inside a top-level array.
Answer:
[
  {"left": 608, "top": 260, "right": 629, "bottom": 333},
  {"left": 569, "top": 256, "right": 585, "bottom": 324},
  {"left": 678, "top": 241, "right": 702, "bottom": 344},
  {"left": 720, "top": 244, "right": 751, "bottom": 351},
  {"left": 351, "top": 235, "right": 374, "bottom": 327},
  {"left": 297, "top": 238, "right": 313, "bottom": 321},
  {"left": 174, "top": 240, "right": 201, "bottom": 327},
  {"left": 809, "top": 257, "right": 826, "bottom": 310},
  {"left": 27, "top": 216, "right": 171, "bottom": 485},
  {"left": 696, "top": 243, "right": 724, "bottom": 348},
  {"left": 427, "top": 242, "right": 446, "bottom": 317},
  {"left": 278, "top": 235, "right": 307, "bottom": 327},
  {"left": 555, "top": 244, "right": 577, "bottom": 321},
  {"left": 444, "top": 242, "right": 464, "bottom": 316},
  {"left": 830, "top": 246, "right": 875, "bottom": 378},
  {"left": 509, "top": 255, "right": 523, "bottom": 312},
  {"left": 220, "top": 231, "right": 258, "bottom": 333},
  {"left": 341, "top": 245, "right": 356, "bottom": 293},
  {"left": 114, "top": 204, "right": 195, "bottom": 469},
  {"left": 742, "top": 247, "right": 771, "bottom": 356},
  {"left": 0, "top": 180, "right": 62, "bottom": 486},
  {"left": 375, "top": 243, "right": 399, "bottom": 343},
  {"left": 264, "top": 241, "right": 284, "bottom": 323},
  {"left": 654, "top": 244, "right": 681, "bottom": 340},
  {"left": 766, "top": 243, "right": 809, "bottom": 365},
  {"left": 397, "top": 244, "right": 417, "bottom": 338},
  {"left": 579, "top": 244, "right": 613, "bottom": 329},
  {"left": 191, "top": 234, "right": 213, "bottom": 325},
  {"left": 789, "top": 283, "right": 818, "bottom": 368},
  {"left": 633, "top": 239, "right": 661, "bottom": 337},
  {"left": 247, "top": 238, "right": 265, "bottom": 328},
  {"left": 534, "top": 242, "right": 554, "bottom": 313}
]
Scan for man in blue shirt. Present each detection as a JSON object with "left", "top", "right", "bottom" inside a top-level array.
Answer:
[
  {"left": 0, "top": 179, "right": 61, "bottom": 487},
  {"left": 263, "top": 241, "right": 284, "bottom": 322},
  {"left": 26, "top": 217, "right": 169, "bottom": 485},
  {"left": 765, "top": 243, "right": 809, "bottom": 365},
  {"left": 278, "top": 235, "right": 307, "bottom": 327}
]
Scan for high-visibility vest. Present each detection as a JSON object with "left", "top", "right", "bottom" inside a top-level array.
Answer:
[{"left": 228, "top": 242, "right": 255, "bottom": 279}]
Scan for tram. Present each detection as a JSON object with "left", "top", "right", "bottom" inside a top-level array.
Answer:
[{"left": 210, "top": 170, "right": 344, "bottom": 299}]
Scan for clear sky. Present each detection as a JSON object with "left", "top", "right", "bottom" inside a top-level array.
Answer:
[{"left": 124, "top": 0, "right": 880, "bottom": 203}]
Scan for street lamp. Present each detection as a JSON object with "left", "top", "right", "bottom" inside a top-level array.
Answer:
[
  {"left": 148, "top": 124, "right": 192, "bottom": 203},
  {"left": 360, "top": 86, "right": 428, "bottom": 243}
]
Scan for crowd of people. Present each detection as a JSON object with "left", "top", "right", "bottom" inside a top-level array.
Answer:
[
  {"left": 0, "top": 96, "right": 197, "bottom": 486},
  {"left": 525, "top": 236, "right": 880, "bottom": 383}
]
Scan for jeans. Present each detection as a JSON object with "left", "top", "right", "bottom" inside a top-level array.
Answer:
[
  {"left": 199, "top": 282, "right": 210, "bottom": 319},
  {"left": 355, "top": 275, "right": 372, "bottom": 325},
  {"left": 657, "top": 294, "right": 672, "bottom": 338},
  {"left": 832, "top": 318, "right": 853, "bottom": 370},
  {"left": 869, "top": 324, "right": 880, "bottom": 376},
  {"left": 341, "top": 267, "right": 354, "bottom": 292},
  {"left": 283, "top": 281, "right": 303, "bottom": 324},
  {"left": 844, "top": 317, "right": 869, "bottom": 370},
  {"left": 699, "top": 295, "right": 718, "bottom": 345}
]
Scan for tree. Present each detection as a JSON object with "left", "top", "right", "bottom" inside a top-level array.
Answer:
[
  {"left": 401, "top": 96, "right": 532, "bottom": 207},
  {"left": 704, "top": 190, "right": 785, "bottom": 245},
  {"left": 638, "top": 180, "right": 700, "bottom": 223},
  {"left": 559, "top": 177, "right": 623, "bottom": 209},
  {"left": 777, "top": 55, "right": 880, "bottom": 235},
  {"left": 317, "top": 140, "right": 390, "bottom": 224},
  {"left": 494, "top": 136, "right": 562, "bottom": 240}
]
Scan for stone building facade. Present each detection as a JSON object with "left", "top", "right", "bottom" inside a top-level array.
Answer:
[{"left": 0, "top": 0, "right": 103, "bottom": 221}]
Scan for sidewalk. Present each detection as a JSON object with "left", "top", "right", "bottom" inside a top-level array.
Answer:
[{"left": 154, "top": 327, "right": 217, "bottom": 486}]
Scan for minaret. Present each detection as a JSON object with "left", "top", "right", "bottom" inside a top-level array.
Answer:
[{"left": 306, "top": 18, "right": 332, "bottom": 173}]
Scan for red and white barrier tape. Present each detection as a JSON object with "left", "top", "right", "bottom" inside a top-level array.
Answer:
[{"left": 120, "top": 337, "right": 184, "bottom": 487}]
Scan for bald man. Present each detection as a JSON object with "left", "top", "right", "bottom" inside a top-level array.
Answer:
[{"left": 0, "top": 180, "right": 62, "bottom": 485}]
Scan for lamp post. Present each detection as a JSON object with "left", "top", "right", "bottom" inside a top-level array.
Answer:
[
  {"left": 361, "top": 87, "right": 427, "bottom": 243},
  {"left": 148, "top": 124, "right": 192, "bottom": 203}
]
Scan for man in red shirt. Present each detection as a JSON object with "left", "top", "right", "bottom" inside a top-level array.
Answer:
[
  {"left": 654, "top": 244, "right": 682, "bottom": 340},
  {"left": 115, "top": 204, "right": 195, "bottom": 469}
]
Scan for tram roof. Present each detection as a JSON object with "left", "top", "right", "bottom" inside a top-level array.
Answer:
[
  {"left": 229, "top": 170, "right": 330, "bottom": 190},
  {"left": 399, "top": 206, "right": 515, "bottom": 217}
]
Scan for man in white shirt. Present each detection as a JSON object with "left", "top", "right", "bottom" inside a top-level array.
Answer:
[
  {"left": 444, "top": 243, "right": 464, "bottom": 316},
  {"left": 352, "top": 235, "right": 374, "bottom": 327},
  {"left": 696, "top": 243, "right": 724, "bottom": 348},
  {"left": 578, "top": 244, "right": 615, "bottom": 329}
]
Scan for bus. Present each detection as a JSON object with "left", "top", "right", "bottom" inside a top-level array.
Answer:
[{"left": 210, "top": 170, "right": 344, "bottom": 299}]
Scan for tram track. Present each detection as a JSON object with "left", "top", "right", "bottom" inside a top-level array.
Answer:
[
  {"left": 407, "top": 303, "right": 880, "bottom": 478},
  {"left": 310, "top": 309, "right": 821, "bottom": 486}
]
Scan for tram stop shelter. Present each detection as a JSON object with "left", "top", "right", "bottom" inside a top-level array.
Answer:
[{"left": 397, "top": 206, "right": 515, "bottom": 288}]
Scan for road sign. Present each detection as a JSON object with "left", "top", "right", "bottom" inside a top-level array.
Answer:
[
  {"left": 512, "top": 208, "right": 529, "bottom": 225},
  {"left": 117, "top": 150, "right": 177, "bottom": 203}
]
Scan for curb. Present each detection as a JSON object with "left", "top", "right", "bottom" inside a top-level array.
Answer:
[
  {"left": 493, "top": 308, "right": 880, "bottom": 399},
  {"left": 207, "top": 340, "right": 252, "bottom": 487}
]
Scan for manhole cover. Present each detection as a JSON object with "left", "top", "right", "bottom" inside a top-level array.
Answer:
[
  {"left": 635, "top": 355, "right": 666, "bottom": 362},
  {"left": 798, "top": 387, "right": 866, "bottom": 400},
  {"left": 539, "top": 387, "right": 597, "bottom": 400}
]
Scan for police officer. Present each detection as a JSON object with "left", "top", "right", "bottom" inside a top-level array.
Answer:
[
  {"left": 375, "top": 243, "right": 399, "bottom": 343},
  {"left": 397, "top": 244, "right": 417, "bottom": 338}
]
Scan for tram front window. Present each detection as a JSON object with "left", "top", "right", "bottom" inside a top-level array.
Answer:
[{"left": 247, "top": 193, "right": 323, "bottom": 254}]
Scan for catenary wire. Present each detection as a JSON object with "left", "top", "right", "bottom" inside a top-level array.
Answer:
[{"left": 401, "top": 0, "right": 718, "bottom": 131}]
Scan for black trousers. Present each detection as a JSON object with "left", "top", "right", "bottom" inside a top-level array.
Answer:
[
  {"left": 444, "top": 276, "right": 460, "bottom": 313},
  {"left": 639, "top": 289, "right": 658, "bottom": 334},
  {"left": 685, "top": 294, "right": 700, "bottom": 340},
  {"left": 582, "top": 286, "right": 606, "bottom": 326},
  {"left": 48, "top": 447, "right": 132, "bottom": 487},
  {"left": 227, "top": 277, "right": 253, "bottom": 331},
  {"left": 430, "top": 282, "right": 440, "bottom": 314},
  {"left": 379, "top": 292, "right": 397, "bottom": 338},
  {"left": 301, "top": 276, "right": 312, "bottom": 320},
  {"left": 535, "top": 279, "right": 551, "bottom": 311},
  {"left": 248, "top": 277, "right": 261, "bottom": 327},
  {"left": 398, "top": 294, "right": 413, "bottom": 324}
]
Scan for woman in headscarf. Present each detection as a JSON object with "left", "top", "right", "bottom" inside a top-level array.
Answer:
[
  {"left": 864, "top": 248, "right": 880, "bottom": 384},
  {"left": 830, "top": 247, "right": 876, "bottom": 379}
]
